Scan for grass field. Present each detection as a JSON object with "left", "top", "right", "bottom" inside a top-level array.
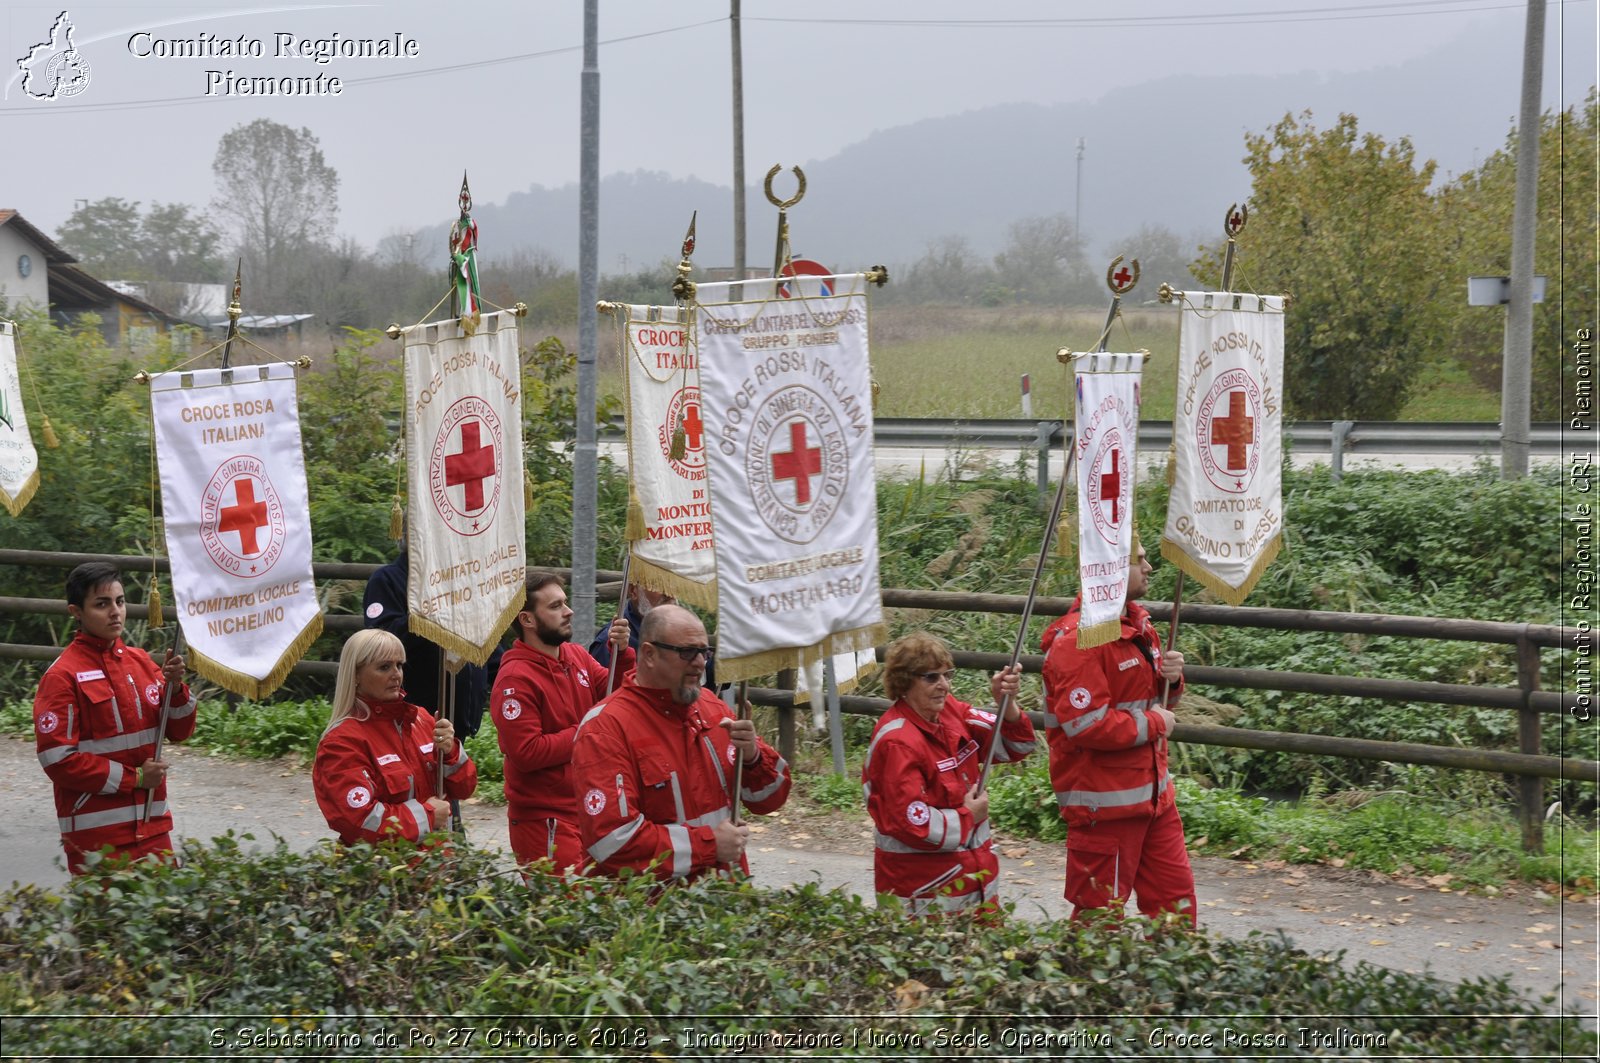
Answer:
[{"left": 595, "top": 303, "right": 1502, "bottom": 422}]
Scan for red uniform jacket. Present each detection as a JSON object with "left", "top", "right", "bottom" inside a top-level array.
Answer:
[
  {"left": 1042, "top": 598, "right": 1182, "bottom": 827},
  {"left": 571, "top": 684, "right": 790, "bottom": 881},
  {"left": 862, "top": 696, "right": 1036, "bottom": 913},
  {"left": 492, "top": 639, "right": 632, "bottom": 822},
  {"left": 34, "top": 632, "right": 194, "bottom": 856},
  {"left": 313, "top": 699, "right": 477, "bottom": 845}
]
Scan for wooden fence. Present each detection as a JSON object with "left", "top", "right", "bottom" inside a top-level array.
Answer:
[{"left": 1, "top": 548, "right": 1593, "bottom": 852}]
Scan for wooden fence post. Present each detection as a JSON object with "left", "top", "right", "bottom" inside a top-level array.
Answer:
[{"left": 1516, "top": 631, "right": 1544, "bottom": 853}]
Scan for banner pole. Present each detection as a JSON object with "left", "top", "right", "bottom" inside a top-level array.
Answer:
[
  {"left": 978, "top": 259, "right": 1136, "bottom": 790},
  {"left": 730, "top": 681, "right": 749, "bottom": 826},
  {"left": 1158, "top": 205, "right": 1247, "bottom": 707},
  {"left": 139, "top": 627, "right": 186, "bottom": 828},
  {"left": 606, "top": 551, "right": 632, "bottom": 697}
]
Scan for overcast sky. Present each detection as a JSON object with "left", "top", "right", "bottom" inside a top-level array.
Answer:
[{"left": 2, "top": 0, "right": 1594, "bottom": 252}]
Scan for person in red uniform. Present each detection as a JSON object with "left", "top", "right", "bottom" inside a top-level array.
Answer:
[
  {"left": 862, "top": 633, "right": 1033, "bottom": 916},
  {"left": 571, "top": 604, "right": 790, "bottom": 882},
  {"left": 33, "top": 562, "right": 193, "bottom": 875},
  {"left": 313, "top": 629, "right": 477, "bottom": 845},
  {"left": 494, "top": 573, "right": 631, "bottom": 874},
  {"left": 1042, "top": 534, "right": 1195, "bottom": 924}
]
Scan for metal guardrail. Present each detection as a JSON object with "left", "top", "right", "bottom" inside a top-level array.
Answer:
[{"left": 602, "top": 416, "right": 1569, "bottom": 455}]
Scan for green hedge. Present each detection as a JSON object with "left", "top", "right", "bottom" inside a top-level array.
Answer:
[{"left": 0, "top": 838, "right": 1589, "bottom": 1058}]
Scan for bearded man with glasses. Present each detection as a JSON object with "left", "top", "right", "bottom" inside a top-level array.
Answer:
[
  {"left": 862, "top": 632, "right": 1034, "bottom": 917},
  {"left": 571, "top": 604, "right": 790, "bottom": 882}
]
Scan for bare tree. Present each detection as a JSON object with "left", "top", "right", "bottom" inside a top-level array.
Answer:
[{"left": 211, "top": 119, "right": 339, "bottom": 306}]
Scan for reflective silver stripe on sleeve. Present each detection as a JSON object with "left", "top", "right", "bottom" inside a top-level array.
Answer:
[
  {"left": 575, "top": 704, "right": 605, "bottom": 737},
  {"left": 1055, "top": 772, "right": 1170, "bottom": 812},
  {"left": 60, "top": 800, "right": 166, "bottom": 833},
  {"left": 1060, "top": 706, "right": 1108, "bottom": 738},
  {"left": 684, "top": 805, "right": 731, "bottom": 830},
  {"left": 360, "top": 805, "right": 386, "bottom": 832},
  {"left": 937, "top": 808, "right": 964, "bottom": 852},
  {"left": 100, "top": 760, "right": 123, "bottom": 795},
  {"left": 965, "top": 819, "right": 992, "bottom": 849},
  {"left": 404, "top": 799, "right": 431, "bottom": 834},
  {"left": 77, "top": 727, "right": 159, "bottom": 755},
  {"left": 442, "top": 742, "right": 468, "bottom": 777},
  {"left": 1001, "top": 736, "right": 1038, "bottom": 759},
  {"left": 862, "top": 717, "right": 905, "bottom": 776},
  {"left": 1116, "top": 698, "right": 1154, "bottom": 712},
  {"left": 589, "top": 813, "right": 645, "bottom": 863},
  {"left": 924, "top": 805, "right": 946, "bottom": 848},
  {"left": 741, "top": 756, "right": 788, "bottom": 803},
  {"left": 669, "top": 771, "right": 686, "bottom": 823},
  {"left": 615, "top": 773, "right": 628, "bottom": 818},
  {"left": 167, "top": 699, "right": 196, "bottom": 720},
  {"left": 37, "top": 744, "right": 77, "bottom": 768},
  {"left": 1130, "top": 706, "right": 1149, "bottom": 746},
  {"left": 666, "top": 823, "right": 692, "bottom": 878}
]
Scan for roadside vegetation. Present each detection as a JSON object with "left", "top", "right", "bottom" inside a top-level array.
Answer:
[{"left": 0, "top": 839, "right": 1590, "bottom": 1058}]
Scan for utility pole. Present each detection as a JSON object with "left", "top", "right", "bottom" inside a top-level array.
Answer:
[
  {"left": 1501, "top": 0, "right": 1545, "bottom": 479},
  {"left": 1075, "top": 137, "right": 1086, "bottom": 239},
  {"left": 731, "top": 0, "right": 747, "bottom": 277},
  {"left": 573, "top": 0, "right": 600, "bottom": 637}
]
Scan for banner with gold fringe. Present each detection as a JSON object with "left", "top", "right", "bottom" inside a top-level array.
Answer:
[
  {"left": 620, "top": 304, "right": 716, "bottom": 609},
  {"left": 150, "top": 363, "right": 322, "bottom": 698},
  {"left": 693, "top": 274, "right": 885, "bottom": 683},
  {"left": 1073, "top": 351, "right": 1144, "bottom": 649},
  {"left": 0, "top": 321, "right": 40, "bottom": 518},
  {"left": 1161, "top": 291, "right": 1285, "bottom": 604},
  {"left": 402, "top": 309, "right": 525, "bottom": 665}
]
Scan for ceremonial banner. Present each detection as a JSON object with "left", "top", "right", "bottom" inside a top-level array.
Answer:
[
  {"left": 694, "top": 274, "right": 886, "bottom": 682},
  {"left": 0, "top": 321, "right": 40, "bottom": 517},
  {"left": 402, "top": 310, "right": 525, "bottom": 664},
  {"left": 620, "top": 304, "right": 716, "bottom": 608},
  {"left": 151, "top": 364, "right": 322, "bottom": 697},
  {"left": 1073, "top": 352, "right": 1143, "bottom": 649},
  {"left": 1162, "top": 291, "right": 1285, "bottom": 604}
]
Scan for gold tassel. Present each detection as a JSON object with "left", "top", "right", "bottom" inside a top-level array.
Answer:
[
  {"left": 523, "top": 468, "right": 535, "bottom": 511},
  {"left": 668, "top": 421, "right": 687, "bottom": 462},
  {"left": 148, "top": 584, "right": 165, "bottom": 629},
  {"left": 388, "top": 495, "right": 404, "bottom": 541},
  {"left": 1055, "top": 506, "right": 1077, "bottom": 560},
  {"left": 624, "top": 485, "right": 646, "bottom": 542},
  {"left": 41, "top": 415, "right": 60, "bottom": 449}
]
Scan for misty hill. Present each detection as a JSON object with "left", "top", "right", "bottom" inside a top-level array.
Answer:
[{"left": 455, "top": 16, "right": 1563, "bottom": 274}]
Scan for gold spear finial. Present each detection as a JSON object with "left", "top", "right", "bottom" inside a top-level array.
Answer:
[{"left": 672, "top": 211, "right": 698, "bottom": 304}]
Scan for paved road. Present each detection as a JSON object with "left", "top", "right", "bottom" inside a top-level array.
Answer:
[{"left": 2, "top": 738, "right": 1594, "bottom": 1022}]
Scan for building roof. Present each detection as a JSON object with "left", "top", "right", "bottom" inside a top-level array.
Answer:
[
  {"left": 48, "top": 263, "right": 175, "bottom": 321},
  {"left": 0, "top": 209, "right": 78, "bottom": 265}
]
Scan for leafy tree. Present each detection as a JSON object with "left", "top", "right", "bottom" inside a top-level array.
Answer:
[
  {"left": 887, "top": 234, "right": 1001, "bottom": 306},
  {"left": 1196, "top": 111, "right": 1447, "bottom": 420},
  {"left": 1430, "top": 92, "right": 1597, "bottom": 420},
  {"left": 55, "top": 198, "right": 223, "bottom": 284},
  {"left": 1104, "top": 223, "right": 1204, "bottom": 293},
  {"left": 211, "top": 119, "right": 340, "bottom": 307}
]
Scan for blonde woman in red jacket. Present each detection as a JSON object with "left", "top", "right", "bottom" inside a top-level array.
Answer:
[{"left": 313, "top": 629, "right": 476, "bottom": 845}]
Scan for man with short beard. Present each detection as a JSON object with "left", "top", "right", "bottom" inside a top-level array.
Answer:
[
  {"left": 571, "top": 604, "right": 790, "bottom": 881},
  {"left": 492, "top": 573, "right": 631, "bottom": 874}
]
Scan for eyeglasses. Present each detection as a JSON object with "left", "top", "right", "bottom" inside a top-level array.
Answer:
[
  {"left": 916, "top": 669, "right": 957, "bottom": 684},
  {"left": 650, "top": 641, "right": 715, "bottom": 663}
]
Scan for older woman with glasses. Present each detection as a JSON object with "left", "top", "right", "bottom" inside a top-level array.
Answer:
[{"left": 862, "top": 632, "right": 1035, "bottom": 916}]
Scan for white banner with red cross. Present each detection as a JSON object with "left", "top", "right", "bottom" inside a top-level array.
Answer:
[
  {"left": 0, "top": 321, "right": 40, "bottom": 518},
  {"left": 693, "top": 274, "right": 886, "bottom": 683},
  {"left": 151, "top": 363, "right": 322, "bottom": 698},
  {"left": 620, "top": 304, "right": 715, "bottom": 609},
  {"left": 402, "top": 310, "right": 526, "bottom": 665},
  {"left": 1162, "top": 291, "right": 1285, "bottom": 604},
  {"left": 1073, "top": 352, "right": 1144, "bottom": 650}
]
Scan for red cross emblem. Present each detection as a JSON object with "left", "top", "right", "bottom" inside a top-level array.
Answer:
[
  {"left": 1086, "top": 428, "right": 1129, "bottom": 544},
  {"left": 1197, "top": 369, "right": 1263, "bottom": 494},
  {"left": 770, "top": 421, "right": 822, "bottom": 504},
  {"left": 661, "top": 386, "right": 707, "bottom": 479},
  {"left": 200, "top": 456, "right": 287, "bottom": 577},
  {"left": 219, "top": 477, "right": 268, "bottom": 555},
  {"left": 429, "top": 397, "right": 504, "bottom": 536},
  {"left": 445, "top": 421, "right": 495, "bottom": 512}
]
